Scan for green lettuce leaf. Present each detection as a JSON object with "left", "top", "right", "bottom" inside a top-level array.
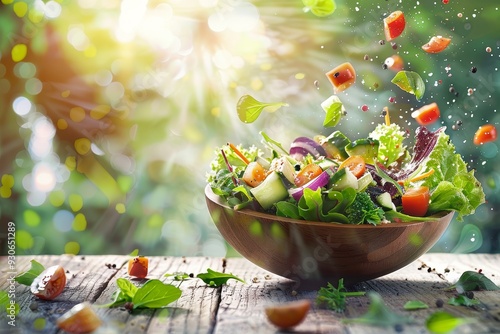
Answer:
[
  {"left": 369, "top": 123, "right": 407, "bottom": 167},
  {"left": 297, "top": 187, "right": 353, "bottom": 223}
]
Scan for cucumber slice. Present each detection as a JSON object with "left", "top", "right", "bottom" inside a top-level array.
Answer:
[
  {"left": 316, "top": 158, "right": 338, "bottom": 170},
  {"left": 329, "top": 168, "right": 358, "bottom": 191},
  {"left": 357, "top": 172, "right": 374, "bottom": 192},
  {"left": 376, "top": 192, "right": 397, "bottom": 211},
  {"left": 250, "top": 171, "right": 289, "bottom": 210},
  {"left": 345, "top": 138, "right": 379, "bottom": 164},
  {"left": 269, "top": 157, "right": 296, "bottom": 185},
  {"left": 315, "top": 131, "right": 351, "bottom": 160}
]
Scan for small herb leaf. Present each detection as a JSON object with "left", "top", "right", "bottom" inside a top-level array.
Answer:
[
  {"left": 426, "top": 311, "right": 474, "bottom": 334},
  {"left": 403, "top": 300, "right": 429, "bottom": 310},
  {"left": 316, "top": 278, "right": 365, "bottom": 312},
  {"left": 100, "top": 290, "right": 129, "bottom": 308},
  {"left": 391, "top": 71, "right": 425, "bottom": 100},
  {"left": 129, "top": 249, "right": 140, "bottom": 257},
  {"left": 15, "top": 260, "right": 45, "bottom": 286},
  {"left": 447, "top": 295, "right": 480, "bottom": 307},
  {"left": 116, "top": 278, "right": 138, "bottom": 299},
  {"left": 132, "top": 279, "right": 182, "bottom": 309},
  {"left": 302, "top": 0, "right": 337, "bottom": 17},
  {"left": 197, "top": 268, "right": 245, "bottom": 287},
  {"left": 321, "top": 95, "right": 344, "bottom": 127},
  {"left": 236, "top": 95, "right": 287, "bottom": 123},
  {"left": 164, "top": 272, "right": 191, "bottom": 281},
  {"left": 446, "top": 271, "right": 499, "bottom": 292}
]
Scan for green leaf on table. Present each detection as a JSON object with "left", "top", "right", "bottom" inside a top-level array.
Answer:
[
  {"left": 116, "top": 278, "right": 138, "bottom": 299},
  {"left": 15, "top": 259, "right": 45, "bottom": 286},
  {"left": 316, "top": 278, "right": 365, "bottom": 312},
  {"left": 302, "top": 0, "right": 337, "bottom": 17},
  {"left": 129, "top": 249, "right": 140, "bottom": 257},
  {"left": 164, "top": 272, "right": 192, "bottom": 281},
  {"left": 100, "top": 290, "right": 130, "bottom": 308},
  {"left": 446, "top": 271, "right": 499, "bottom": 292},
  {"left": 133, "top": 279, "right": 182, "bottom": 309},
  {"left": 391, "top": 71, "right": 425, "bottom": 100},
  {"left": 447, "top": 295, "right": 480, "bottom": 307},
  {"left": 403, "top": 300, "right": 429, "bottom": 310},
  {"left": 426, "top": 311, "right": 475, "bottom": 334},
  {"left": 321, "top": 95, "right": 345, "bottom": 127},
  {"left": 236, "top": 95, "right": 287, "bottom": 123},
  {"left": 197, "top": 268, "right": 245, "bottom": 287},
  {"left": 343, "top": 292, "right": 412, "bottom": 326}
]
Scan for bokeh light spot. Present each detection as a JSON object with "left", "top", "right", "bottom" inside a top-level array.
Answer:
[
  {"left": 74, "top": 138, "right": 91, "bottom": 155},
  {"left": 115, "top": 202, "right": 126, "bottom": 214},
  {"left": 49, "top": 190, "right": 65, "bottom": 207},
  {"left": 25, "top": 78, "right": 43, "bottom": 95},
  {"left": 24, "top": 209, "right": 41, "bottom": 227},
  {"left": 249, "top": 221, "right": 262, "bottom": 236},
  {"left": 148, "top": 213, "right": 163, "bottom": 227},
  {"left": 64, "top": 241, "right": 80, "bottom": 255},
  {"left": 1, "top": 0, "right": 15, "bottom": 5},
  {"left": 0, "top": 187, "right": 12, "bottom": 198},
  {"left": 13, "top": 2, "right": 28, "bottom": 17},
  {"left": 1, "top": 174, "right": 14, "bottom": 188},
  {"left": 57, "top": 119, "right": 68, "bottom": 130},
  {"left": 69, "top": 194, "right": 83, "bottom": 212},
  {"left": 12, "top": 96, "right": 32, "bottom": 116},
  {"left": 73, "top": 213, "right": 87, "bottom": 231},
  {"left": 15, "top": 62, "right": 36, "bottom": 78},
  {"left": 408, "top": 233, "right": 424, "bottom": 246},
  {"left": 90, "top": 105, "right": 110, "bottom": 120},
  {"left": 33, "top": 318, "right": 46, "bottom": 331},
  {"left": 11, "top": 44, "right": 27, "bottom": 62},
  {"left": 53, "top": 210, "right": 74, "bottom": 232},
  {"left": 28, "top": 8, "right": 44, "bottom": 23},
  {"left": 70, "top": 107, "right": 86, "bottom": 122},
  {"left": 16, "top": 230, "right": 34, "bottom": 249},
  {"left": 65, "top": 156, "right": 76, "bottom": 170}
]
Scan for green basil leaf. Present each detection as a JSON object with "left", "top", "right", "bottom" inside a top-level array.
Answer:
[
  {"left": 321, "top": 95, "right": 344, "bottom": 127},
  {"left": 236, "top": 95, "right": 287, "bottom": 123},
  {"left": 129, "top": 249, "right": 140, "bottom": 257},
  {"left": 132, "top": 279, "right": 182, "bottom": 309},
  {"left": 302, "top": 0, "right": 337, "bottom": 17},
  {"left": 391, "top": 71, "right": 425, "bottom": 100},
  {"left": 116, "top": 278, "right": 138, "bottom": 299},
  {"left": 403, "top": 300, "right": 429, "bottom": 310},
  {"left": 197, "top": 268, "right": 245, "bottom": 287},
  {"left": 99, "top": 290, "right": 130, "bottom": 308},
  {"left": 276, "top": 201, "right": 301, "bottom": 219},
  {"left": 446, "top": 271, "right": 499, "bottom": 292},
  {"left": 15, "top": 259, "right": 45, "bottom": 286},
  {"left": 164, "top": 272, "right": 192, "bottom": 281},
  {"left": 447, "top": 295, "right": 480, "bottom": 307},
  {"left": 426, "top": 311, "right": 474, "bottom": 334}
]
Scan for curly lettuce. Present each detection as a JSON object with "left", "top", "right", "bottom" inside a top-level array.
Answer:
[{"left": 369, "top": 123, "right": 407, "bottom": 167}]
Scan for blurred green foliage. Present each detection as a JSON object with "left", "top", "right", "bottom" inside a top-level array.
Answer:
[{"left": 0, "top": 0, "right": 499, "bottom": 256}]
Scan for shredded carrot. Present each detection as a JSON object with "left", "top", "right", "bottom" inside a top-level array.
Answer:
[
  {"left": 384, "top": 106, "right": 391, "bottom": 126},
  {"left": 398, "top": 168, "right": 435, "bottom": 186},
  {"left": 227, "top": 142, "right": 250, "bottom": 165}
]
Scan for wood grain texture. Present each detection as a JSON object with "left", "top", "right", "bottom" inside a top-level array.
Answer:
[{"left": 0, "top": 254, "right": 499, "bottom": 333}]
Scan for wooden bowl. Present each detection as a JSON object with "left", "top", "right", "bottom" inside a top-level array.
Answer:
[{"left": 205, "top": 185, "right": 453, "bottom": 289}]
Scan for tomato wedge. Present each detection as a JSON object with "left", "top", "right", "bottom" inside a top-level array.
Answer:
[
  {"left": 242, "top": 161, "right": 267, "bottom": 187},
  {"left": 384, "top": 11, "right": 406, "bottom": 41},
  {"left": 128, "top": 256, "right": 149, "bottom": 279},
  {"left": 31, "top": 265, "right": 67, "bottom": 300},
  {"left": 326, "top": 62, "right": 356, "bottom": 93},
  {"left": 402, "top": 186, "right": 430, "bottom": 217},
  {"left": 295, "top": 163, "right": 323, "bottom": 187},
  {"left": 411, "top": 103, "right": 440, "bottom": 126},
  {"left": 265, "top": 299, "right": 311, "bottom": 329},
  {"left": 57, "top": 302, "right": 102, "bottom": 333},
  {"left": 473, "top": 124, "right": 498, "bottom": 145},
  {"left": 422, "top": 36, "right": 451, "bottom": 54},
  {"left": 338, "top": 155, "right": 366, "bottom": 179}
]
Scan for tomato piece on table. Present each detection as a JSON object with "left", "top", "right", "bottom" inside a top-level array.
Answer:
[
  {"left": 338, "top": 155, "right": 366, "bottom": 179},
  {"left": 128, "top": 256, "right": 149, "bottom": 278},
  {"left": 411, "top": 102, "right": 440, "bottom": 126},
  {"left": 242, "top": 161, "right": 267, "bottom": 187},
  {"left": 384, "top": 10, "right": 406, "bottom": 41},
  {"left": 402, "top": 186, "right": 430, "bottom": 217},
  {"left": 265, "top": 299, "right": 311, "bottom": 329},
  {"left": 473, "top": 124, "right": 498, "bottom": 145},
  {"left": 295, "top": 163, "right": 323, "bottom": 187},
  {"left": 326, "top": 62, "right": 356, "bottom": 93},
  {"left": 31, "top": 265, "right": 67, "bottom": 300},
  {"left": 422, "top": 36, "right": 451, "bottom": 54},
  {"left": 57, "top": 302, "right": 102, "bottom": 334}
]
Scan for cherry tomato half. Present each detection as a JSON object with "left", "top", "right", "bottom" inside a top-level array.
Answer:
[
  {"left": 473, "top": 124, "right": 498, "bottom": 145},
  {"left": 384, "top": 10, "right": 406, "bottom": 41},
  {"left": 242, "top": 161, "right": 267, "bottom": 187},
  {"left": 128, "top": 256, "right": 149, "bottom": 279},
  {"left": 31, "top": 265, "right": 67, "bottom": 300},
  {"left": 326, "top": 62, "right": 356, "bottom": 93},
  {"left": 422, "top": 36, "right": 451, "bottom": 54},
  {"left": 338, "top": 155, "right": 366, "bottom": 179},
  {"left": 294, "top": 164, "right": 323, "bottom": 187},
  {"left": 384, "top": 54, "right": 404, "bottom": 71},
  {"left": 411, "top": 103, "right": 441, "bottom": 126},
  {"left": 402, "top": 186, "right": 430, "bottom": 217},
  {"left": 265, "top": 299, "right": 311, "bottom": 329},
  {"left": 57, "top": 302, "right": 102, "bottom": 334}
]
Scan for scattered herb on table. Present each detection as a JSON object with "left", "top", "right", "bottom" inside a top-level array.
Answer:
[
  {"left": 15, "top": 259, "right": 45, "bottom": 286},
  {"left": 164, "top": 272, "right": 192, "bottom": 281},
  {"left": 403, "top": 300, "right": 429, "bottom": 310},
  {"left": 446, "top": 270, "right": 499, "bottom": 292},
  {"left": 447, "top": 295, "right": 480, "bottom": 307},
  {"left": 197, "top": 268, "right": 245, "bottom": 287},
  {"left": 425, "top": 311, "right": 475, "bottom": 334},
  {"left": 343, "top": 292, "right": 412, "bottom": 327},
  {"left": 316, "top": 279, "right": 365, "bottom": 312}
]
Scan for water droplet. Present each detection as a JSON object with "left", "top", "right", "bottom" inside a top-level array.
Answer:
[{"left": 451, "top": 224, "right": 483, "bottom": 253}]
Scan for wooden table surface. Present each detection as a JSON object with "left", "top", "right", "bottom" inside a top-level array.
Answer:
[{"left": 1, "top": 254, "right": 499, "bottom": 334}]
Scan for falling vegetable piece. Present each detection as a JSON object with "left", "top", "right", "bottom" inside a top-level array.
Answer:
[
  {"left": 57, "top": 302, "right": 102, "bottom": 334},
  {"left": 411, "top": 102, "right": 441, "bottom": 126},
  {"left": 402, "top": 186, "right": 430, "bottom": 217},
  {"left": 473, "top": 124, "right": 497, "bottom": 145},
  {"left": 236, "top": 95, "right": 288, "bottom": 123},
  {"left": 321, "top": 95, "right": 345, "bottom": 127},
  {"left": 265, "top": 299, "right": 311, "bottom": 329},
  {"left": 128, "top": 256, "right": 149, "bottom": 279},
  {"left": 422, "top": 36, "right": 451, "bottom": 54},
  {"left": 391, "top": 71, "right": 425, "bottom": 100},
  {"left": 383, "top": 10, "right": 406, "bottom": 41},
  {"left": 384, "top": 54, "right": 404, "bottom": 71},
  {"left": 326, "top": 62, "right": 356, "bottom": 93},
  {"left": 302, "top": 0, "right": 336, "bottom": 17}
]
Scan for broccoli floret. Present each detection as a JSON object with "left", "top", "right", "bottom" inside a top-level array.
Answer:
[{"left": 345, "top": 191, "right": 385, "bottom": 225}]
